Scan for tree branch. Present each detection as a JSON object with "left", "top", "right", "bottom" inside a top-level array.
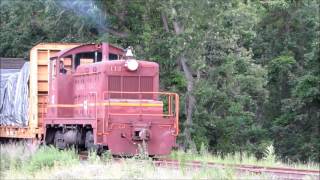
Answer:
[
  {"left": 100, "top": 26, "right": 129, "bottom": 38},
  {"left": 173, "top": 19, "right": 184, "bottom": 34},
  {"left": 161, "top": 12, "right": 169, "bottom": 32}
]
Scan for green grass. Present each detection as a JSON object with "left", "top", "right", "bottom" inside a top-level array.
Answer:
[
  {"left": 0, "top": 142, "right": 79, "bottom": 178},
  {"left": 1, "top": 143, "right": 318, "bottom": 179},
  {"left": 0, "top": 142, "right": 37, "bottom": 173},
  {"left": 25, "top": 146, "right": 79, "bottom": 173},
  {"left": 169, "top": 145, "right": 320, "bottom": 171}
]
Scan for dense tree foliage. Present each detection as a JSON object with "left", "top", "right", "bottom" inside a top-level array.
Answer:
[
  {"left": 255, "top": 1, "right": 320, "bottom": 162},
  {"left": 0, "top": 0, "right": 319, "bottom": 163}
]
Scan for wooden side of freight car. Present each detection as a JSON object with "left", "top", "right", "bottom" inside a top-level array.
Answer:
[{"left": 0, "top": 43, "right": 81, "bottom": 139}]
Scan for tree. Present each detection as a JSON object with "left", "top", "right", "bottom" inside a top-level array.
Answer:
[
  {"left": 1, "top": 0, "right": 319, "bottom": 163},
  {"left": 254, "top": 0, "right": 320, "bottom": 162}
]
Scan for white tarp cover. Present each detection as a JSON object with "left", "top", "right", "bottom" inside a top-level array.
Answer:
[{"left": 0, "top": 62, "right": 29, "bottom": 126}]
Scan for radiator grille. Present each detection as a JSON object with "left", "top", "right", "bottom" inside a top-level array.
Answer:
[
  {"left": 108, "top": 76, "right": 121, "bottom": 98},
  {"left": 108, "top": 76, "right": 154, "bottom": 99},
  {"left": 140, "top": 76, "right": 153, "bottom": 99},
  {"left": 123, "top": 76, "right": 139, "bottom": 98}
]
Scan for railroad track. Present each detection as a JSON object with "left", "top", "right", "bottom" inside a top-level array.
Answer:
[
  {"left": 78, "top": 152, "right": 319, "bottom": 179},
  {"left": 154, "top": 159, "right": 320, "bottom": 180}
]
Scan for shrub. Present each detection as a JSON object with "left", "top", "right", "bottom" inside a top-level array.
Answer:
[
  {"left": 0, "top": 142, "right": 37, "bottom": 171},
  {"left": 87, "top": 150, "right": 101, "bottom": 164},
  {"left": 101, "top": 150, "right": 112, "bottom": 162},
  {"left": 25, "top": 146, "right": 79, "bottom": 173}
]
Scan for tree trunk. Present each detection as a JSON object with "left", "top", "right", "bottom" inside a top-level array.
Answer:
[
  {"left": 172, "top": 17, "right": 197, "bottom": 151},
  {"left": 179, "top": 55, "right": 197, "bottom": 151},
  {"left": 161, "top": 12, "right": 169, "bottom": 33}
]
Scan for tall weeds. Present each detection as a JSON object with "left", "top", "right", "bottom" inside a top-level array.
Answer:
[
  {"left": 1, "top": 142, "right": 317, "bottom": 179},
  {"left": 0, "top": 142, "right": 79, "bottom": 178},
  {"left": 26, "top": 146, "right": 79, "bottom": 173},
  {"left": 170, "top": 145, "right": 320, "bottom": 170},
  {"left": 0, "top": 141, "right": 37, "bottom": 171}
]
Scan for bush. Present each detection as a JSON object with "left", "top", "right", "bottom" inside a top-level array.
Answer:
[
  {"left": 0, "top": 142, "right": 37, "bottom": 171},
  {"left": 87, "top": 150, "right": 101, "bottom": 164},
  {"left": 25, "top": 146, "right": 79, "bottom": 173},
  {"left": 101, "top": 150, "right": 112, "bottom": 162}
]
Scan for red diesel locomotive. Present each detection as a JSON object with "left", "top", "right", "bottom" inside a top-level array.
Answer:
[{"left": 44, "top": 43, "right": 179, "bottom": 156}]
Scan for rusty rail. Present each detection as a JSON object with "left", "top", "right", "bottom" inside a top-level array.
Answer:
[
  {"left": 76, "top": 152, "right": 319, "bottom": 180},
  {"left": 155, "top": 159, "right": 320, "bottom": 180}
]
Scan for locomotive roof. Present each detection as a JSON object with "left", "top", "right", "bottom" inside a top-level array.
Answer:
[{"left": 50, "top": 43, "right": 124, "bottom": 60}]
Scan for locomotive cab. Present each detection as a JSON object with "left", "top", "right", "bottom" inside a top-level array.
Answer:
[{"left": 44, "top": 43, "right": 179, "bottom": 156}]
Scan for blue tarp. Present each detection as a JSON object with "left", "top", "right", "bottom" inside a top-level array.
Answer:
[{"left": 0, "top": 62, "right": 29, "bottom": 126}]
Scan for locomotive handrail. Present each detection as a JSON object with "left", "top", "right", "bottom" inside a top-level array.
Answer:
[
  {"left": 102, "top": 91, "right": 179, "bottom": 136},
  {"left": 73, "top": 71, "right": 100, "bottom": 77},
  {"left": 105, "top": 91, "right": 179, "bottom": 95},
  {"left": 46, "top": 93, "right": 97, "bottom": 119},
  {"left": 44, "top": 91, "right": 179, "bottom": 136},
  {"left": 102, "top": 91, "right": 178, "bottom": 117},
  {"left": 139, "top": 93, "right": 142, "bottom": 121},
  {"left": 88, "top": 92, "right": 98, "bottom": 135}
]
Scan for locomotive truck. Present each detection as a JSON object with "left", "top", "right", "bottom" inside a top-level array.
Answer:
[{"left": 43, "top": 43, "right": 179, "bottom": 156}]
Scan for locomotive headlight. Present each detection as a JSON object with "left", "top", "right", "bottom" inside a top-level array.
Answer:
[
  {"left": 126, "top": 59, "right": 139, "bottom": 71},
  {"left": 124, "top": 47, "right": 138, "bottom": 71}
]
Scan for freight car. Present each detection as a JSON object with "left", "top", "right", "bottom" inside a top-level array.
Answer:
[
  {"left": 0, "top": 43, "right": 82, "bottom": 140},
  {"left": 43, "top": 43, "right": 179, "bottom": 156}
]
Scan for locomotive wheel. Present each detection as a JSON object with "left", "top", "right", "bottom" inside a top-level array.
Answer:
[
  {"left": 54, "top": 131, "right": 66, "bottom": 149},
  {"left": 85, "top": 131, "right": 97, "bottom": 151}
]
